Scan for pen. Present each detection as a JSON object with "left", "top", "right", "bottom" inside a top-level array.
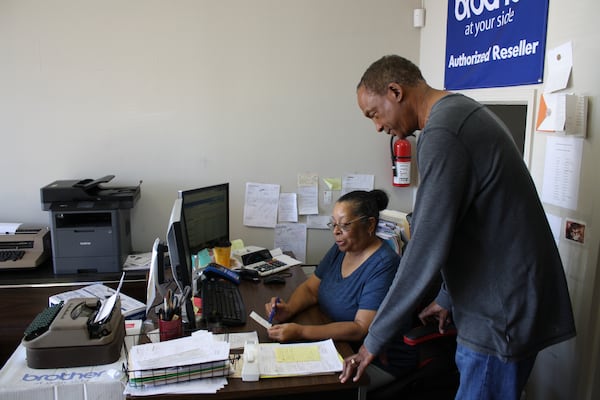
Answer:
[
  {"left": 268, "top": 297, "right": 280, "bottom": 324},
  {"left": 166, "top": 289, "right": 173, "bottom": 309}
]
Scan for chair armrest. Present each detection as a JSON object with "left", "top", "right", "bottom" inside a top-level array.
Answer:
[{"left": 403, "top": 323, "right": 457, "bottom": 346}]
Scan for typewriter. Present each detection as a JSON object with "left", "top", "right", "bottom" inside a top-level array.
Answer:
[
  {"left": 22, "top": 297, "right": 125, "bottom": 368},
  {"left": 0, "top": 226, "right": 51, "bottom": 269}
]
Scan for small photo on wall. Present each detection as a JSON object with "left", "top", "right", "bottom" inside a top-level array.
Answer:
[{"left": 565, "top": 219, "right": 586, "bottom": 244}]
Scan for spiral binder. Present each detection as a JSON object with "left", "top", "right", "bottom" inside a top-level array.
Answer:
[
  {"left": 123, "top": 332, "right": 233, "bottom": 388},
  {"left": 125, "top": 356, "right": 237, "bottom": 388}
]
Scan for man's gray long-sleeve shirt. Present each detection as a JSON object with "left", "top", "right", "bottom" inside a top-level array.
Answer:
[{"left": 365, "top": 94, "right": 575, "bottom": 361}]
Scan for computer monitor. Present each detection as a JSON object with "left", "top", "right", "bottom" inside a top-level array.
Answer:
[
  {"left": 179, "top": 183, "right": 230, "bottom": 255},
  {"left": 166, "top": 198, "right": 193, "bottom": 292}
]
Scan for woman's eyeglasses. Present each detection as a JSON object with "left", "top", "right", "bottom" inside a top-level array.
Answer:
[{"left": 327, "top": 216, "right": 369, "bottom": 232}]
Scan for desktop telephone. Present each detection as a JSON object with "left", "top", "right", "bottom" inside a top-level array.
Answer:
[{"left": 22, "top": 297, "right": 125, "bottom": 368}]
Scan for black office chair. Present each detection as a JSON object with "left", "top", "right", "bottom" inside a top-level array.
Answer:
[
  {"left": 370, "top": 214, "right": 459, "bottom": 399},
  {"left": 368, "top": 321, "right": 459, "bottom": 400},
  {"left": 368, "top": 272, "right": 459, "bottom": 400}
]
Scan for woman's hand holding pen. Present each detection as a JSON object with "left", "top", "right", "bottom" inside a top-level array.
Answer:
[
  {"left": 264, "top": 297, "right": 289, "bottom": 324},
  {"left": 264, "top": 297, "right": 301, "bottom": 341}
]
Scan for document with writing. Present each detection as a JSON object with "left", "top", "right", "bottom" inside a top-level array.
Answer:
[
  {"left": 209, "top": 330, "right": 259, "bottom": 350},
  {"left": 128, "top": 331, "right": 229, "bottom": 371},
  {"left": 49, "top": 282, "right": 146, "bottom": 319},
  {"left": 257, "top": 339, "right": 343, "bottom": 377}
]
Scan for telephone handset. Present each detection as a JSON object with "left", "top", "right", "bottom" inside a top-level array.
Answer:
[
  {"left": 202, "top": 263, "right": 241, "bottom": 285},
  {"left": 242, "top": 340, "right": 260, "bottom": 381}
]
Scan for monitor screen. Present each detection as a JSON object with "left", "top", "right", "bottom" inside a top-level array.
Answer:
[
  {"left": 179, "top": 183, "right": 230, "bottom": 255},
  {"left": 166, "top": 198, "right": 193, "bottom": 291}
]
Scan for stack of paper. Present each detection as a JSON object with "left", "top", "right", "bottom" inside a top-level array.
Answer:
[
  {"left": 123, "top": 252, "right": 152, "bottom": 271},
  {"left": 49, "top": 283, "right": 146, "bottom": 320},
  {"left": 126, "top": 331, "right": 231, "bottom": 389},
  {"left": 379, "top": 209, "right": 411, "bottom": 237},
  {"left": 377, "top": 220, "right": 404, "bottom": 255},
  {"left": 377, "top": 209, "right": 411, "bottom": 255}
]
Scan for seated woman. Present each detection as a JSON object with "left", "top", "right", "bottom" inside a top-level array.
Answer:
[{"left": 264, "top": 189, "right": 417, "bottom": 389}]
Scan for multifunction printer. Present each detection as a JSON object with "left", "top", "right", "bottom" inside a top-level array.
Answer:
[{"left": 41, "top": 175, "right": 141, "bottom": 274}]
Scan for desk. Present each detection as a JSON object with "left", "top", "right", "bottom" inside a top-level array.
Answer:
[
  {"left": 128, "top": 264, "right": 366, "bottom": 400},
  {"left": 0, "top": 260, "right": 147, "bottom": 367},
  {"left": 0, "top": 265, "right": 366, "bottom": 399}
]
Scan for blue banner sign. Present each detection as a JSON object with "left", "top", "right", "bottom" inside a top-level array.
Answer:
[{"left": 444, "top": 0, "right": 549, "bottom": 90}]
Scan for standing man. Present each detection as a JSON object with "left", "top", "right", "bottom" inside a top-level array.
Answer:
[{"left": 339, "top": 55, "right": 576, "bottom": 399}]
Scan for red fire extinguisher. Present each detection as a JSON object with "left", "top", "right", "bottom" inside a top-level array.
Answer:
[{"left": 391, "top": 136, "right": 411, "bottom": 187}]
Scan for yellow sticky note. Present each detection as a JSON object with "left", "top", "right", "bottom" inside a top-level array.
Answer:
[
  {"left": 323, "top": 178, "right": 342, "bottom": 191},
  {"left": 230, "top": 239, "right": 244, "bottom": 252},
  {"left": 275, "top": 345, "right": 321, "bottom": 363}
]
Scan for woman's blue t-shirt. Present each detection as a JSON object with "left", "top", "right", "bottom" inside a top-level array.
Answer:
[
  {"left": 315, "top": 242, "right": 418, "bottom": 377},
  {"left": 316, "top": 243, "right": 400, "bottom": 321}
]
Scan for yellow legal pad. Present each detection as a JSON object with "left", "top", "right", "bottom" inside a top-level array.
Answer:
[{"left": 275, "top": 345, "right": 320, "bottom": 363}]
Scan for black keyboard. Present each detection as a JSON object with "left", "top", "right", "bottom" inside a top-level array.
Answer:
[
  {"left": 0, "top": 250, "right": 25, "bottom": 262},
  {"left": 201, "top": 278, "right": 246, "bottom": 326},
  {"left": 23, "top": 301, "right": 64, "bottom": 341}
]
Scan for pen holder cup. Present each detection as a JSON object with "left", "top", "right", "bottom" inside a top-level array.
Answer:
[{"left": 159, "top": 318, "right": 183, "bottom": 342}]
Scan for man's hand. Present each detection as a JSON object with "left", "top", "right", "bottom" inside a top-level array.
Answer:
[
  {"left": 418, "top": 301, "right": 451, "bottom": 334},
  {"left": 339, "top": 344, "right": 375, "bottom": 383}
]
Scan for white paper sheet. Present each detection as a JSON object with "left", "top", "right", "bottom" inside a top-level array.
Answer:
[
  {"left": 306, "top": 215, "right": 330, "bottom": 230},
  {"left": 128, "top": 333, "right": 230, "bottom": 371},
  {"left": 95, "top": 272, "right": 125, "bottom": 323},
  {"left": 297, "top": 185, "right": 319, "bottom": 215},
  {"left": 123, "top": 377, "right": 227, "bottom": 396},
  {"left": 541, "top": 136, "right": 582, "bottom": 210},
  {"left": 256, "top": 339, "right": 343, "bottom": 377},
  {"left": 0, "top": 222, "right": 22, "bottom": 235},
  {"left": 274, "top": 223, "right": 307, "bottom": 262},
  {"left": 243, "top": 182, "right": 280, "bottom": 228},
  {"left": 341, "top": 174, "right": 374, "bottom": 195},
  {"left": 211, "top": 331, "right": 259, "bottom": 350},
  {"left": 278, "top": 192, "right": 298, "bottom": 222},
  {"left": 249, "top": 311, "right": 272, "bottom": 329},
  {"left": 544, "top": 41, "right": 573, "bottom": 93}
]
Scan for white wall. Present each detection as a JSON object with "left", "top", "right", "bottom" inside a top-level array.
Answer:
[
  {"left": 0, "top": 0, "right": 422, "bottom": 264},
  {"left": 420, "top": 1, "right": 600, "bottom": 399}
]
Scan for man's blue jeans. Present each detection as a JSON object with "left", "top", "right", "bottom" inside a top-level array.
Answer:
[{"left": 454, "top": 343, "right": 537, "bottom": 400}]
